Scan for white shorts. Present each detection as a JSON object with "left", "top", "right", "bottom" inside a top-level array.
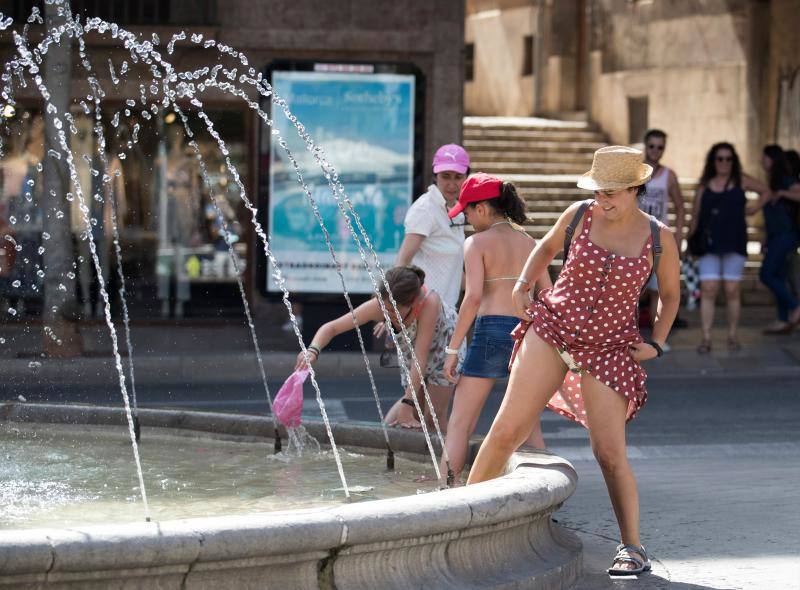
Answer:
[{"left": 697, "top": 253, "right": 746, "bottom": 282}]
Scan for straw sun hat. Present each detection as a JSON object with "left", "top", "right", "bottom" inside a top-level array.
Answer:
[{"left": 577, "top": 145, "right": 653, "bottom": 191}]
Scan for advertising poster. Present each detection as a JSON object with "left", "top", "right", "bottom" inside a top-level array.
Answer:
[{"left": 266, "top": 69, "right": 416, "bottom": 294}]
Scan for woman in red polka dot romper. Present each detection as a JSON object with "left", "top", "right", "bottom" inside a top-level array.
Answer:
[{"left": 467, "top": 146, "right": 681, "bottom": 576}]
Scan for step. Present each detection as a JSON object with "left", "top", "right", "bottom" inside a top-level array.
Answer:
[
  {"left": 463, "top": 128, "right": 607, "bottom": 142},
  {"left": 465, "top": 151, "right": 596, "bottom": 165},
  {"left": 463, "top": 140, "right": 606, "bottom": 153},
  {"left": 472, "top": 161, "right": 590, "bottom": 175},
  {"left": 504, "top": 175, "right": 588, "bottom": 188},
  {"left": 464, "top": 115, "right": 594, "bottom": 130},
  {"left": 519, "top": 188, "right": 583, "bottom": 199}
]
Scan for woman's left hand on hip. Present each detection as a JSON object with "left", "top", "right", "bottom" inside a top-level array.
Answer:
[{"left": 629, "top": 342, "right": 658, "bottom": 362}]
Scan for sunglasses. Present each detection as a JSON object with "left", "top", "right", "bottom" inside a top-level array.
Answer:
[
  {"left": 716, "top": 156, "right": 733, "bottom": 162},
  {"left": 647, "top": 144, "right": 665, "bottom": 151}
]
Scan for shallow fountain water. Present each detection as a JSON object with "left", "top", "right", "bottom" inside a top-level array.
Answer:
[{"left": 0, "top": 421, "right": 434, "bottom": 530}]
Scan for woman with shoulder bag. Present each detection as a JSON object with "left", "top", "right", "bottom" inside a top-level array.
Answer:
[
  {"left": 466, "top": 146, "right": 681, "bottom": 577},
  {"left": 688, "top": 143, "right": 769, "bottom": 353}
]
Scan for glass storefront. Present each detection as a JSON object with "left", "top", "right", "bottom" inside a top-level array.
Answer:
[{"left": 0, "top": 104, "right": 251, "bottom": 320}]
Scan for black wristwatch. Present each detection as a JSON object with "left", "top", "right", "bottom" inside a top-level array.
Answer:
[
  {"left": 646, "top": 340, "right": 664, "bottom": 358},
  {"left": 400, "top": 398, "right": 415, "bottom": 407}
]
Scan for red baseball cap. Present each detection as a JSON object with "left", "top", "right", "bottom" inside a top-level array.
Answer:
[{"left": 448, "top": 172, "right": 503, "bottom": 219}]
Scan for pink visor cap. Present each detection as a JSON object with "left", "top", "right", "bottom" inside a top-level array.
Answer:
[{"left": 433, "top": 144, "right": 470, "bottom": 175}]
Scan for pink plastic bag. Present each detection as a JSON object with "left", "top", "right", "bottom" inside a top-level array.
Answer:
[{"left": 273, "top": 368, "right": 309, "bottom": 428}]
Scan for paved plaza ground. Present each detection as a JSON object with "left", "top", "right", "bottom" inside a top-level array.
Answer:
[{"left": 1, "top": 307, "right": 799, "bottom": 589}]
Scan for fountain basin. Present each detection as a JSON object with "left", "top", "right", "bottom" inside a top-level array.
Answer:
[{"left": 0, "top": 403, "right": 581, "bottom": 589}]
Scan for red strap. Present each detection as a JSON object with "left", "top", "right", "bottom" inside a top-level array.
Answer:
[{"left": 409, "top": 286, "right": 429, "bottom": 319}]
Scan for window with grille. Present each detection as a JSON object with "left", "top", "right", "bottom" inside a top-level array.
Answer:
[
  {"left": 522, "top": 35, "right": 534, "bottom": 76},
  {"left": 628, "top": 96, "right": 649, "bottom": 144},
  {"left": 465, "top": 43, "right": 475, "bottom": 82}
]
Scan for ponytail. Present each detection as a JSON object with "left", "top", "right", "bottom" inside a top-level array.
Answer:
[{"left": 494, "top": 182, "right": 528, "bottom": 224}]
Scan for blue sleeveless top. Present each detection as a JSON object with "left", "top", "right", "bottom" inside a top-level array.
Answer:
[{"left": 699, "top": 185, "right": 747, "bottom": 256}]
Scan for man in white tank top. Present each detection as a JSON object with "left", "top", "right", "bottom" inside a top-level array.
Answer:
[{"left": 640, "top": 129, "right": 686, "bottom": 334}]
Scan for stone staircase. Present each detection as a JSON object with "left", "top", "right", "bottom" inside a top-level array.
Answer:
[{"left": 462, "top": 116, "right": 771, "bottom": 306}]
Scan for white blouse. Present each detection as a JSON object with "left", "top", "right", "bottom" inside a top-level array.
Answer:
[{"left": 402, "top": 184, "right": 465, "bottom": 308}]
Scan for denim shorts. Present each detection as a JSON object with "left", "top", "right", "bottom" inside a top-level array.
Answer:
[
  {"left": 697, "top": 253, "right": 746, "bottom": 281},
  {"left": 461, "top": 315, "right": 520, "bottom": 379}
]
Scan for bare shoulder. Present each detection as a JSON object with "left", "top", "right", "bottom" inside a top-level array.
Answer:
[
  {"left": 565, "top": 198, "right": 591, "bottom": 215},
  {"left": 741, "top": 172, "right": 757, "bottom": 183},
  {"left": 741, "top": 173, "right": 767, "bottom": 192},
  {"left": 656, "top": 223, "right": 678, "bottom": 254},
  {"left": 655, "top": 219, "right": 672, "bottom": 236},
  {"left": 556, "top": 198, "right": 590, "bottom": 225},
  {"left": 424, "top": 288, "right": 442, "bottom": 309},
  {"left": 464, "top": 231, "right": 491, "bottom": 255}
]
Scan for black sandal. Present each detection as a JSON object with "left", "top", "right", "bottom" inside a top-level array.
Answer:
[
  {"left": 607, "top": 543, "right": 651, "bottom": 576},
  {"left": 727, "top": 337, "right": 742, "bottom": 352}
]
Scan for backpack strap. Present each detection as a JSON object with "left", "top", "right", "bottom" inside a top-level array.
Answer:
[
  {"left": 649, "top": 216, "right": 662, "bottom": 279},
  {"left": 562, "top": 199, "right": 593, "bottom": 263},
  {"left": 639, "top": 216, "right": 663, "bottom": 294}
]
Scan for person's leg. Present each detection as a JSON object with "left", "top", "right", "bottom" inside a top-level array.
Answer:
[
  {"left": 96, "top": 237, "right": 112, "bottom": 317},
  {"left": 175, "top": 246, "right": 190, "bottom": 318},
  {"left": 719, "top": 253, "right": 746, "bottom": 345},
  {"left": 439, "top": 376, "right": 495, "bottom": 483},
  {"left": 760, "top": 238, "right": 788, "bottom": 322},
  {"left": 157, "top": 247, "right": 173, "bottom": 317},
  {"left": 722, "top": 280, "right": 741, "bottom": 343},
  {"left": 697, "top": 254, "right": 721, "bottom": 350},
  {"left": 699, "top": 279, "right": 719, "bottom": 344},
  {"left": 581, "top": 372, "right": 642, "bottom": 570},
  {"left": 524, "top": 419, "right": 546, "bottom": 450},
  {"left": 788, "top": 250, "right": 800, "bottom": 300},
  {"left": 424, "top": 383, "right": 454, "bottom": 434},
  {"left": 467, "top": 330, "right": 567, "bottom": 484},
  {"left": 759, "top": 235, "right": 800, "bottom": 323}
]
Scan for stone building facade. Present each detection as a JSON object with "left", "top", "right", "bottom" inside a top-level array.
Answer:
[{"left": 465, "top": 0, "right": 800, "bottom": 177}]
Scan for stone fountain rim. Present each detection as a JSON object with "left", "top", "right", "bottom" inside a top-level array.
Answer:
[{"left": 0, "top": 402, "right": 578, "bottom": 578}]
